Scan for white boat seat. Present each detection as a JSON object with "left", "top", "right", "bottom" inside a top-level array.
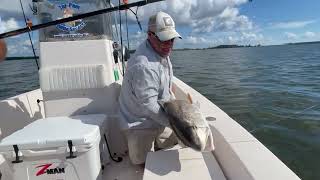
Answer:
[
  {"left": 143, "top": 148, "right": 226, "bottom": 180},
  {"left": 39, "top": 64, "right": 109, "bottom": 92},
  {"left": 38, "top": 63, "right": 119, "bottom": 117}
]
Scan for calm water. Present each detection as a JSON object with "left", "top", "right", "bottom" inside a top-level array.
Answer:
[{"left": 1, "top": 44, "right": 320, "bottom": 180}]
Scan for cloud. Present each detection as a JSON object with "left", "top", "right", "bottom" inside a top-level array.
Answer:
[
  {"left": 4, "top": 32, "right": 39, "bottom": 57},
  {"left": 173, "top": 31, "right": 264, "bottom": 49},
  {"left": 130, "top": 0, "right": 244, "bottom": 22},
  {"left": 225, "top": 32, "right": 264, "bottom": 45},
  {"left": 213, "top": 7, "right": 252, "bottom": 32},
  {"left": 271, "top": 20, "right": 315, "bottom": 29},
  {"left": 284, "top": 32, "right": 298, "bottom": 39},
  {"left": 0, "top": 0, "right": 32, "bottom": 20},
  {"left": 1, "top": 0, "right": 253, "bottom": 34},
  {"left": 183, "top": 36, "right": 211, "bottom": 45},
  {"left": 189, "top": 0, "right": 247, "bottom": 20},
  {"left": 0, "top": 18, "right": 4, "bottom": 33},
  {"left": 191, "top": 7, "right": 253, "bottom": 33},
  {"left": 240, "top": 32, "right": 264, "bottom": 43},
  {"left": 1, "top": 0, "right": 257, "bottom": 54},
  {"left": 284, "top": 31, "right": 319, "bottom": 41},
  {"left": 304, "top": 31, "right": 316, "bottom": 38},
  {"left": 173, "top": 35, "right": 215, "bottom": 48},
  {"left": 129, "top": 31, "right": 146, "bottom": 48},
  {"left": 0, "top": 18, "right": 20, "bottom": 32},
  {"left": 6, "top": 38, "right": 32, "bottom": 56},
  {"left": 191, "top": 17, "right": 215, "bottom": 33},
  {"left": 126, "top": 0, "right": 252, "bottom": 33}
]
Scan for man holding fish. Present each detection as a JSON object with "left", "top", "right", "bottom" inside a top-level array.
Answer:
[{"left": 119, "top": 11, "right": 213, "bottom": 165}]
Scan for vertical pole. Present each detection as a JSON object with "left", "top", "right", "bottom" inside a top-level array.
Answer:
[{"left": 19, "top": 0, "right": 39, "bottom": 70}]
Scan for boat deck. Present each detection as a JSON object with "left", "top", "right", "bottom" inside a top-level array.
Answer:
[
  {"left": 102, "top": 147, "right": 226, "bottom": 180},
  {"left": 102, "top": 156, "right": 144, "bottom": 180}
]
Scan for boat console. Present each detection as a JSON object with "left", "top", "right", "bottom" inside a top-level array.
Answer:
[{"left": 0, "top": 0, "right": 126, "bottom": 179}]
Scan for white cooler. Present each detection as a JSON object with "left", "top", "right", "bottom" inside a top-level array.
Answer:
[{"left": 0, "top": 114, "right": 109, "bottom": 180}]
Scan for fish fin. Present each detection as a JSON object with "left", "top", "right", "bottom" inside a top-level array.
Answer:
[
  {"left": 187, "top": 93, "right": 193, "bottom": 104},
  {"left": 187, "top": 93, "right": 201, "bottom": 108}
]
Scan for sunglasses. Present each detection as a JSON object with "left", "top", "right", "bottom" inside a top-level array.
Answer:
[{"left": 150, "top": 32, "right": 174, "bottom": 43}]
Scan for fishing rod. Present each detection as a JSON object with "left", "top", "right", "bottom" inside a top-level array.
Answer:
[
  {"left": 0, "top": 0, "right": 164, "bottom": 39},
  {"left": 19, "top": 0, "right": 39, "bottom": 70}
]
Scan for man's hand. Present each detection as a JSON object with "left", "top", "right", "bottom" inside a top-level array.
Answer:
[{"left": 0, "top": 39, "right": 7, "bottom": 62}]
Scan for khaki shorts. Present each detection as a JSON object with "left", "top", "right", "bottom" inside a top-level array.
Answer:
[{"left": 124, "top": 127, "right": 177, "bottom": 165}]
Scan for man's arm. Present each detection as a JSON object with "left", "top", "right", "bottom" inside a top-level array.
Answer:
[
  {"left": 0, "top": 39, "right": 7, "bottom": 62},
  {"left": 132, "top": 64, "right": 170, "bottom": 127}
]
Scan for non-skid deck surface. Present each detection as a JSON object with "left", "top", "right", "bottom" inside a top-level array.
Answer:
[
  {"left": 102, "top": 156, "right": 144, "bottom": 180},
  {"left": 102, "top": 148, "right": 226, "bottom": 180},
  {"left": 143, "top": 148, "right": 226, "bottom": 180}
]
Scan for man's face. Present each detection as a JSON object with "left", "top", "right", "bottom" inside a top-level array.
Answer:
[{"left": 148, "top": 31, "right": 174, "bottom": 57}]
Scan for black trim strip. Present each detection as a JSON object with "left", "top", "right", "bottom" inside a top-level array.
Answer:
[{"left": 0, "top": 0, "right": 164, "bottom": 39}]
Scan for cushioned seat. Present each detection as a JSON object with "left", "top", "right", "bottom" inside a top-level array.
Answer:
[{"left": 39, "top": 64, "right": 109, "bottom": 92}]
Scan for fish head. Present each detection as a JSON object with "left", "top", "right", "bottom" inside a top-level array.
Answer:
[
  {"left": 181, "top": 125, "right": 210, "bottom": 151},
  {"left": 161, "top": 99, "right": 211, "bottom": 151}
]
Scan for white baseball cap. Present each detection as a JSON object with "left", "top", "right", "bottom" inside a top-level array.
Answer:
[{"left": 148, "top": 11, "right": 181, "bottom": 42}]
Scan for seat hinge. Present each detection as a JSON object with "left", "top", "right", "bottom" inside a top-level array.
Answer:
[
  {"left": 66, "top": 140, "right": 77, "bottom": 159},
  {"left": 12, "top": 145, "right": 23, "bottom": 163}
]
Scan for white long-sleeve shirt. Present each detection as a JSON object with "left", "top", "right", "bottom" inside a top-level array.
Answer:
[{"left": 119, "top": 40, "right": 173, "bottom": 130}]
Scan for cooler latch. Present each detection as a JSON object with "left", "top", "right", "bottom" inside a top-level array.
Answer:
[
  {"left": 66, "top": 140, "right": 77, "bottom": 159},
  {"left": 12, "top": 145, "right": 23, "bottom": 163}
]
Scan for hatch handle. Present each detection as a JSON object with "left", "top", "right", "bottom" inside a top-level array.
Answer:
[
  {"left": 66, "top": 140, "right": 77, "bottom": 159},
  {"left": 12, "top": 145, "right": 23, "bottom": 163}
]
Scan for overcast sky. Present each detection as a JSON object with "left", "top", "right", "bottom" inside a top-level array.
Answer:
[{"left": 1, "top": 0, "right": 320, "bottom": 56}]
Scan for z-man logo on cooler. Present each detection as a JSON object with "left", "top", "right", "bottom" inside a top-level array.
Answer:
[{"left": 36, "top": 164, "right": 65, "bottom": 176}]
